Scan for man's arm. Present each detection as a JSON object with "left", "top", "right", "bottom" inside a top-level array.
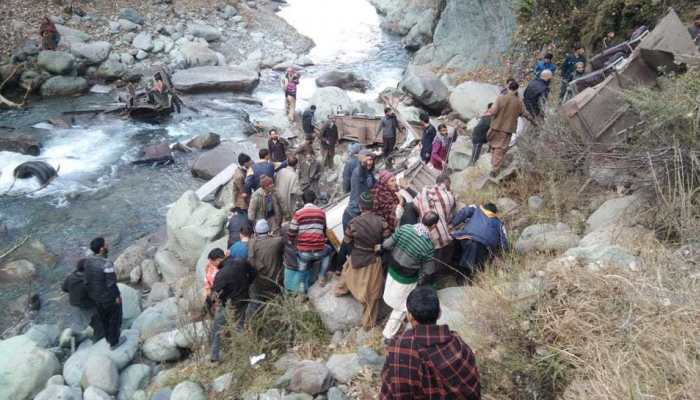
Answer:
[
  {"left": 103, "top": 261, "right": 120, "bottom": 302},
  {"left": 449, "top": 206, "right": 475, "bottom": 227}
]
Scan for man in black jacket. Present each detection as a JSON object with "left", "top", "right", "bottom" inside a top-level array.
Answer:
[
  {"left": 419, "top": 112, "right": 436, "bottom": 163},
  {"left": 62, "top": 259, "right": 103, "bottom": 339},
  {"left": 320, "top": 117, "right": 339, "bottom": 168},
  {"left": 302, "top": 105, "right": 316, "bottom": 143},
  {"left": 210, "top": 258, "right": 257, "bottom": 362},
  {"left": 523, "top": 69, "right": 552, "bottom": 119},
  {"left": 470, "top": 103, "right": 492, "bottom": 166},
  {"left": 83, "top": 237, "right": 124, "bottom": 349}
]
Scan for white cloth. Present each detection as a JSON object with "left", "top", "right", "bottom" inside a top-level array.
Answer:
[{"left": 383, "top": 309, "right": 406, "bottom": 339}]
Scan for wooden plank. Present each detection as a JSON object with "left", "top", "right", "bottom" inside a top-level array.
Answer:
[{"left": 195, "top": 163, "right": 237, "bottom": 200}]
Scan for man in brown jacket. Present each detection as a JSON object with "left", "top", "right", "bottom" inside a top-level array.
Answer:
[
  {"left": 485, "top": 80, "right": 525, "bottom": 176},
  {"left": 246, "top": 219, "right": 285, "bottom": 320}
]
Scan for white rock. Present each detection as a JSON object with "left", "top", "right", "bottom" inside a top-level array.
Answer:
[
  {"left": 118, "top": 19, "right": 140, "bottom": 32},
  {"left": 24, "top": 324, "right": 60, "bottom": 348},
  {"left": 449, "top": 81, "right": 501, "bottom": 120},
  {"left": 80, "top": 354, "right": 119, "bottom": 394},
  {"left": 211, "top": 373, "right": 234, "bottom": 393},
  {"left": 143, "top": 331, "right": 181, "bottom": 362},
  {"left": 308, "top": 276, "right": 363, "bottom": 332},
  {"left": 1, "top": 259, "right": 36, "bottom": 281},
  {"left": 172, "top": 66, "right": 259, "bottom": 93},
  {"left": 188, "top": 23, "right": 221, "bottom": 42},
  {"left": 132, "top": 32, "right": 153, "bottom": 51},
  {"left": 131, "top": 297, "right": 179, "bottom": 339},
  {"left": 171, "top": 381, "right": 206, "bottom": 400},
  {"left": 309, "top": 87, "right": 355, "bottom": 124},
  {"left": 33, "top": 384, "right": 81, "bottom": 400},
  {"left": 0, "top": 335, "right": 60, "bottom": 400},
  {"left": 326, "top": 354, "right": 361, "bottom": 384},
  {"left": 515, "top": 223, "right": 580, "bottom": 253},
  {"left": 117, "top": 283, "right": 142, "bottom": 325},
  {"left": 70, "top": 41, "right": 112, "bottom": 65},
  {"left": 84, "top": 386, "right": 112, "bottom": 400},
  {"left": 586, "top": 195, "right": 643, "bottom": 233},
  {"left": 117, "top": 364, "right": 151, "bottom": 400}
]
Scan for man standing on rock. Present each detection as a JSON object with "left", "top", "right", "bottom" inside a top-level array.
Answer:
[
  {"left": 470, "top": 103, "right": 492, "bottom": 166},
  {"left": 342, "top": 143, "right": 363, "bottom": 194},
  {"left": 84, "top": 237, "right": 125, "bottom": 350},
  {"left": 275, "top": 155, "right": 302, "bottom": 215},
  {"left": 267, "top": 129, "right": 289, "bottom": 163},
  {"left": 320, "top": 116, "right": 339, "bottom": 169},
  {"left": 449, "top": 202, "right": 508, "bottom": 278},
  {"left": 302, "top": 105, "right": 317, "bottom": 143},
  {"left": 248, "top": 176, "right": 287, "bottom": 233},
  {"left": 419, "top": 112, "right": 436, "bottom": 163},
  {"left": 343, "top": 149, "right": 376, "bottom": 229},
  {"left": 377, "top": 107, "right": 402, "bottom": 167},
  {"left": 485, "top": 80, "right": 525, "bottom": 177},
  {"left": 288, "top": 190, "right": 334, "bottom": 286},
  {"left": 233, "top": 153, "right": 253, "bottom": 208},
  {"left": 380, "top": 286, "right": 481, "bottom": 399},
  {"left": 282, "top": 68, "right": 300, "bottom": 122},
  {"left": 335, "top": 192, "right": 390, "bottom": 329},
  {"left": 381, "top": 212, "right": 439, "bottom": 340},
  {"left": 559, "top": 44, "right": 586, "bottom": 101},
  {"left": 297, "top": 144, "right": 322, "bottom": 198},
  {"left": 246, "top": 219, "right": 285, "bottom": 319}
]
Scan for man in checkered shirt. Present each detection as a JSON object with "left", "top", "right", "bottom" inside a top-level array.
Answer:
[{"left": 380, "top": 286, "right": 481, "bottom": 399}]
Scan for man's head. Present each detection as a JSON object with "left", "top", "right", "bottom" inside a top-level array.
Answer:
[
  {"left": 506, "top": 77, "right": 516, "bottom": 86},
  {"left": 359, "top": 191, "right": 373, "bottom": 211},
  {"left": 508, "top": 80, "right": 519, "bottom": 92},
  {"left": 269, "top": 129, "right": 279, "bottom": 140},
  {"left": 254, "top": 219, "right": 270, "bottom": 236},
  {"left": 544, "top": 53, "right": 553, "bottom": 63},
  {"left": 238, "top": 153, "right": 253, "bottom": 168},
  {"left": 575, "top": 62, "right": 585, "bottom": 74},
  {"left": 358, "top": 149, "right": 374, "bottom": 170},
  {"left": 259, "top": 148, "right": 270, "bottom": 161},
  {"left": 406, "top": 286, "right": 441, "bottom": 325},
  {"left": 422, "top": 211, "right": 440, "bottom": 228},
  {"left": 208, "top": 248, "right": 226, "bottom": 269},
  {"left": 695, "top": 15, "right": 700, "bottom": 27},
  {"left": 437, "top": 124, "right": 448, "bottom": 137},
  {"left": 419, "top": 111, "right": 430, "bottom": 125},
  {"left": 310, "top": 105, "right": 317, "bottom": 112},
  {"left": 260, "top": 175, "right": 274, "bottom": 193},
  {"left": 574, "top": 43, "right": 585, "bottom": 56},
  {"left": 90, "top": 237, "right": 107, "bottom": 256},
  {"left": 302, "top": 189, "right": 317, "bottom": 205},
  {"left": 436, "top": 174, "right": 451, "bottom": 191},
  {"left": 239, "top": 221, "right": 253, "bottom": 239},
  {"left": 300, "top": 143, "right": 315, "bottom": 160},
  {"left": 384, "top": 107, "right": 393, "bottom": 117},
  {"left": 287, "top": 155, "right": 298, "bottom": 168},
  {"left": 76, "top": 259, "right": 87, "bottom": 273},
  {"left": 540, "top": 69, "right": 553, "bottom": 81},
  {"left": 483, "top": 202, "right": 498, "bottom": 214}
]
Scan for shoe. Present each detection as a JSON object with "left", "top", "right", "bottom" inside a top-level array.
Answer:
[{"left": 110, "top": 336, "right": 127, "bottom": 350}]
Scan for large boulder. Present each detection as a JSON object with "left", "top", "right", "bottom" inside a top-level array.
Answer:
[
  {"left": 316, "top": 71, "right": 369, "bottom": 92},
  {"left": 132, "top": 143, "right": 174, "bottom": 165},
  {"left": 114, "top": 235, "right": 153, "bottom": 280},
  {"left": 145, "top": 282, "right": 171, "bottom": 307},
  {"left": 586, "top": 195, "right": 643, "bottom": 233},
  {"left": 71, "top": 41, "right": 112, "bottom": 65},
  {"left": 81, "top": 354, "right": 119, "bottom": 394},
  {"left": 191, "top": 142, "right": 239, "bottom": 179},
  {"left": 96, "top": 59, "right": 127, "bottom": 80},
  {"left": 142, "top": 331, "right": 181, "bottom": 362},
  {"left": 186, "top": 132, "right": 221, "bottom": 150},
  {"left": 287, "top": 361, "right": 332, "bottom": 396},
  {"left": 172, "top": 66, "right": 259, "bottom": 93},
  {"left": 56, "top": 24, "right": 90, "bottom": 46},
  {"left": 309, "top": 87, "right": 355, "bottom": 123},
  {"left": 84, "top": 387, "right": 112, "bottom": 400},
  {"left": 548, "top": 245, "right": 641, "bottom": 273},
  {"left": 132, "top": 32, "right": 153, "bottom": 51},
  {"left": 177, "top": 41, "right": 221, "bottom": 68},
  {"left": 578, "top": 225, "right": 655, "bottom": 252},
  {"left": 188, "top": 23, "right": 221, "bottom": 42},
  {"left": 0, "top": 259, "right": 36, "bottom": 281},
  {"left": 40, "top": 76, "right": 88, "bottom": 97},
  {"left": 24, "top": 323, "right": 60, "bottom": 348},
  {"left": 326, "top": 354, "right": 362, "bottom": 384},
  {"left": 447, "top": 136, "right": 474, "bottom": 171},
  {"left": 515, "top": 223, "right": 580, "bottom": 253},
  {"left": 33, "top": 385, "right": 82, "bottom": 400},
  {"left": 449, "top": 81, "right": 501, "bottom": 120},
  {"left": 37, "top": 51, "right": 75, "bottom": 75},
  {"left": 308, "top": 276, "right": 363, "bottom": 332},
  {"left": 0, "top": 335, "right": 61, "bottom": 400},
  {"left": 63, "top": 329, "right": 140, "bottom": 386},
  {"left": 399, "top": 66, "right": 449, "bottom": 112},
  {"left": 118, "top": 364, "right": 151, "bottom": 400},
  {"left": 171, "top": 381, "right": 206, "bottom": 400},
  {"left": 117, "top": 283, "right": 142, "bottom": 325},
  {"left": 131, "top": 298, "right": 179, "bottom": 339}
]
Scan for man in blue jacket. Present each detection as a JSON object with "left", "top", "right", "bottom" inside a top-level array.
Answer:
[
  {"left": 245, "top": 149, "right": 277, "bottom": 194},
  {"left": 533, "top": 53, "right": 556, "bottom": 78},
  {"left": 449, "top": 203, "right": 508, "bottom": 277}
]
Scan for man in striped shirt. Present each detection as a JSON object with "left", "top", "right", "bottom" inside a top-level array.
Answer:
[
  {"left": 414, "top": 175, "right": 456, "bottom": 282},
  {"left": 381, "top": 212, "right": 439, "bottom": 340},
  {"left": 289, "top": 190, "right": 333, "bottom": 286}
]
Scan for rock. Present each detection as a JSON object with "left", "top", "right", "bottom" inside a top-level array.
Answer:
[
  {"left": 309, "top": 87, "right": 355, "bottom": 124},
  {"left": 145, "top": 282, "right": 171, "bottom": 307},
  {"left": 133, "top": 32, "right": 153, "bottom": 51},
  {"left": 0, "top": 335, "right": 60, "bottom": 400},
  {"left": 84, "top": 386, "right": 112, "bottom": 400},
  {"left": 528, "top": 196, "right": 544, "bottom": 211},
  {"left": 316, "top": 71, "right": 369, "bottom": 92},
  {"left": 120, "top": 8, "right": 145, "bottom": 25},
  {"left": 33, "top": 385, "right": 81, "bottom": 400},
  {"left": 402, "top": 9, "right": 434, "bottom": 51},
  {"left": 171, "top": 381, "right": 206, "bottom": 400},
  {"left": 117, "top": 364, "right": 151, "bottom": 400},
  {"left": 0, "top": 259, "right": 36, "bottom": 281},
  {"left": 47, "top": 375, "right": 65, "bottom": 386},
  {"left": 109, "top": 21, "right": 121, "bottom": 33},
  {"left": 56, "top": 24, "right": 90, "bottom": 46},
  {"left": 130, "top": 264, "right": 143, "bottom": 284},
  {"left": 114, "top": 237, "right": 151, "bottom": 280},
  {"left": 447, "top": 136, "right": 473, "bottom": 171},
  {"left": 357, "top": 347, "right": 385, "bottom": 368},
  {"left": 308, "top": 276, "right": 363, "bottom": 332},
  {"left": 288, "top": 361, "right": 332, "bottom": 396},
  {"left": 223, "top": 5, "right": 239, "bottom": 18},
  {"left": 449, "top": 81, "right": 501, "bottom": 120},
  {"left": 141, "top": 259, "right": 161, "bottom": 288},
  {"left": 96, "top": 59, "right": 127, "bottom": 80},
  {"left": 12, "top": 39, "right": 41, "bottom": 62},
  {"left": 41, "top": 76, "right": 88, "bottom": 97},
  {"left": 24, "top": 323, "right": 60, "bottom": 348},
  {"left": 90, "top": 84, "right": 113, "bottom": 94},
  {"left": 296, "top": 55, "right": 314, "bottom": 66},
  {"left": 131, "top": 297, "right": 179, "bottom": 339},
  {"left": 120, "top": 53, "right": 135, "bottom": 65},
  {"left": 118, "top": 19, "right": 140, "bottom": 32},
  {"left": 71, "top": 41, "right": 112, "bottom": 65},
  {"left": 37, "top": 51, "right": 75, "bottom": 75},
  {"left": 81, "top": 354, "right": 119, "bottom": 394},
  {"left": 172, "top": 66, "right": 259, "bottom": 93},
  {"left": 189, "top": 23, "right": 221, "bottom": 42},
  {"left": 186, "top": 132, "right": 221, "bottom": 150},
  {"left": 327, "top": 387, "right": 348, "bottom": 400},
  {"left": 173, "top": 277, "right": 203, "bottom": 318},
  {"left": 143, "top": 330, "right": 181, "bottom": 362},
  {"left": 132, "top": 143, "right": 174, "bottom": 166},
  {"left": 326, "top": 354, "right": 361, "bottom": 383},
  {"left": 562, "top": 245, "right": 641, "bottom": 272},
  {"left": 399, "top": 66, "right": 449, "bottom": 112},
  {"left": 579, "top": 225, "right": 655, "bottom": 252},
  {"left": 586, "top": 195, "right": 643, "bottom": 233},
  {"left": 496, "top": 197, "right": 519, "bottom": 216},
  {"left": 136, "top": 50, "right": 149, "bottom": 60},
  {"left": 191, "top": 142, "right": 239, "bottom": 179},
  {"left": 211, "top": 372, "right": 234, "bottom": 393},
  {"left": 152, "top": 39, "right": 165, "bottom": 54},
  {"left": 515, "top": 223, "right": 580, "bottom": 253},
  {"left": 117, "top": 283, "right": 142, "bottom": 325},
  {"left": 151, "top": 387, "right": 172, "bottom": 400},
  {"left": 177, "top": 42, "right": 221, "bottom": 67}
]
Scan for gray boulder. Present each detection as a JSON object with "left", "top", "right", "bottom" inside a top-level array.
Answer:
[
  {"left": 171, "top": 381, "right": 206, "bottom": 400},
  {"left": 141, "top": 259, "right": 161, "bottom": 288},
  {"left": 0, "top": 259, "right": 36, "bottom": 281},
  {"left": 189, "top": 23, "right": 222, "bottom": 42},
  {"left": 41, "top": 76, "right": 88, "bottom": 97},
  {"left": 24, "top": 323, "right": 60, "bottom": 348},
  {"left": 142, "top": 330, "right": 181, "bottom": 362},
  {"left": 133, "top": 32, "right": 153, "bottom": 51},
  {"left": 120, "top": 8, "right": 145, "bottom": 25},
  {"left": 326, "top": 354, "right": 361, "bottom": 383},
  {"left": 327, "top": 387, "right": 349, "bottom": 400},
  {"left": 564, "top": 245, "right": 641, "bottom": 272},
  {"left": 114, "top": 236, "right": 151, "bottom": 280},
  {"left": 56, "top": 24, "right": 90, "bottom": 46},
  {"left": 151, "top": 388, "right": 172, "bottom": 400},
  {"left": 177, "top": 42, "right": 221, "bottom": 68},
  {"left": 515, "top": 223, "right": 580, "bottom": 253},
  {"left": 71, "top": 41, "right": 112, "bottom": 65},
  {"left": 586, "top": 195, "right": 643, "bottom": 233},
  {"left": 223, "top": 5, "right": 239, "bottom": 18},
  {"left": 309, "top": 87, "right": 355, "bottom": 123},
  {"left": 211, "top": 372, "right": 234, "bottom": 393},
  {"left": 132, "top": 143, "right": 173, "bottom": 165},
  {"left": 496, "top": 197, "right": 519, "bottom": 216},
  {"left": 172, "top": 66, "right": 259, "bottom": 93},
  {"left": 449, "top": 81, "right": 501, "bottom": 120},
  {"left": 186, "top": 132, "right": 221, "bottom": 150},
  {"left": 402, "top": 9, "right": 434, "bottom": 51},
  {"left": 191, "top": 142, "right": 239, "bottom": 179},
  {"left": 399, "top": 66, "right": 449, "bottom": 112},
  {"left": 117, "top": 364, "right": 151, "bottom": 400},
  {"left": 287, "top": 361, "right": 332, "bottom": 396},
  {"left": 37, "top": 51, "right": 75, "bottom": 75},
  {"left": 117, "top": 283, "right": 141, "bottom": 325},
  {"left": 131, "top": 297, "right": 179, "bottom": 339},
  {"left": 579, "top": 225, "right": 655, "bottom": 252},
  {"left": 33, "top": 385, "right": 81, "bottom": 400},
  {"left": 118, "top": 19, "right": 140, "bottom": 32},
  {"left": 63, "top": 329, "right": 140, "bottom": 386},
  {"left": 46, "top": 375, "right": 65, "bottom": 386},
  {"left": 308, "top": 276, "right": 363, "bottom": 332},
  {"left": 145, "top": 282, "right": 171, "bottom": 307},
  {"left": 84, "top": 386, "right": 112, "bottom": 400},
  {"left": 0, "top": 335, "right": 60, "bottom": 400},
  {"left": 96, "top": 60, "right": 127, "bottom": 80},
  {"left": 81, "top": 354, "right": 119, "bottom": 394},
  {"left": 316, "top": 71, "right": 369, "bottom": 92}
]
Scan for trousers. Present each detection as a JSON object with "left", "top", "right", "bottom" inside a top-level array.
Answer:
[
  {"left": 210, "top": 301, "right": 247, "bottom": 361},
  {"left": 286, "top": 95, "right": 296, "bottom": 121},
  {"left": 95, "top": 300, "right": 122, "bottom": 346},
  {"left": 486, "top": 128, "right": 512, "bottom": 172}
]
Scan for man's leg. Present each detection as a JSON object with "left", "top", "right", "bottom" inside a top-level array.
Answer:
[
  {"left": 470, "top": 143, "right": 483, "bottom": 166},
  {"left": 210, "top": 305, "right": 227, "bottom": 361},
  {"left": 487, "top": 129, "right": 510, "bottom": 173},
  {"left": 105, "top": 301, "right": 122, "bottom": 347},
  {"left": 382, "top": 309, "right": 405, "bottom": 340}
]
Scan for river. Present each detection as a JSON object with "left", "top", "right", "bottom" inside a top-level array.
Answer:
[{"left": 0, "top": 0, "right": 408, "bottom": 332}]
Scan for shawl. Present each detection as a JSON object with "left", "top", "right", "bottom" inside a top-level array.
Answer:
[{"left": 371, "top": 170, "right": 399, "bottom": 232}]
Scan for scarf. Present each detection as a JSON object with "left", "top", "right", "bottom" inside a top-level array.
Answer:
[
  {"left": 371, "top": 170, "right": 399, "bottom": 231},
  {"left": 414, "top": 223, "right": 431, "bottom": 239}
]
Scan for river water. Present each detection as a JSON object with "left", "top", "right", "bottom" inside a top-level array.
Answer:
[{"left": 0, "top": 0, "right": 408, "bottom": 331}]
